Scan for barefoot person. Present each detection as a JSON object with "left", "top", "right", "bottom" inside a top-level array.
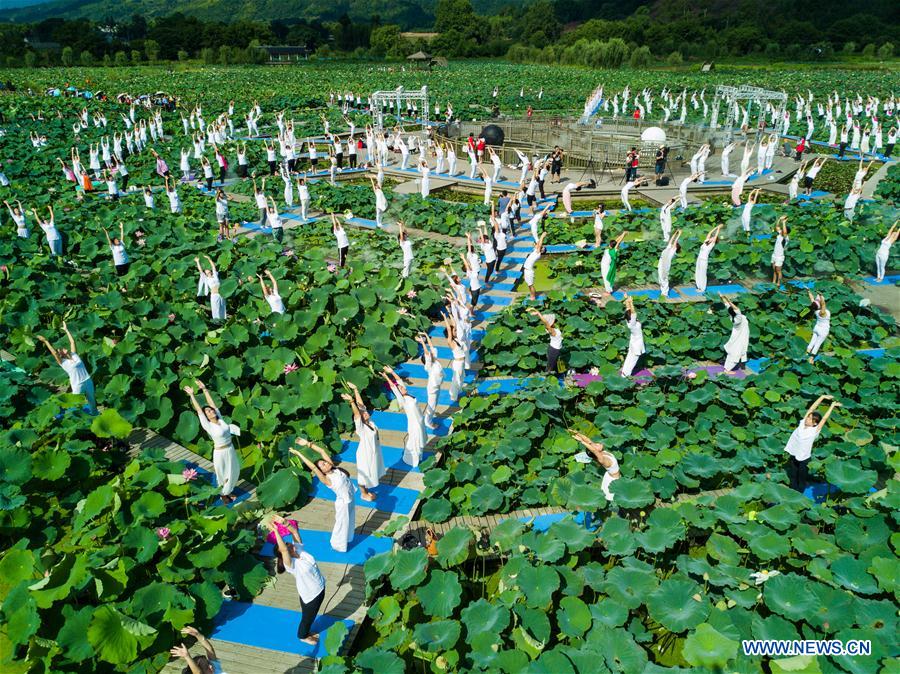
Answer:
[
  {"left": 805, "top": 291, "right": 830, "bottom": 362},
  {"left": 522, "top": 232, "right": 546, "bottom": 301},
  {"left": 570, "top": 431, "right": 620, "bottom": 502},
  {"left": 694, "top": 225, "right": 722, "bottom": 293},
  {"left": 257, "top": 270, "right": 285, "bottom": 315},
  {"left": 36, "top": 321, "right": 97, "bottom": 414},
  {"left": 529, "top": 308, "right": 562, "bottom": 374},
  {"left": 291, "top": 439, "right": 356, "bottom": 552},
  {"left": 656, "top": 229, "right": 680, "bottom": 297},
  {"left": 875, "top": 221, "right": 897, "bottom": 282},
  {"left": 783, "top": 395, "right": 841, "bottom": 492},
  {"left": 417, "top": 333, "right": 444, "bottom": 429},
  {"left": 183, "top": 380, "right": 241, "bottom": 503},
  {"left": 620, "top": 293, "right": 645, "bottom": 377},
  {"left": 720, "top": 294, "right": 750, "bottom": 372},
  {"left": 771, "top": 216, "right": 789, "bottom": 287},
  {"left": 340, "top": 381, "right": 384, "bottom": 501},
  {"left": 381, "top": 365, "right": 426, "bottom": 467},
  {"left": 268, "top": 516, "right": 326, "bottom": 646},
  {"left": 601, "top": 231, "right": 627, "bottom": 294}
]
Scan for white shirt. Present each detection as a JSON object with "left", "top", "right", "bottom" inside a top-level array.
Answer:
[
  {"left": 784, "top": 422, "right": 820, "bottom": 461},
  {"left": 481, "top": 241, "right": 496, "bottom": 264},
  {"left": 111, "top": 243, "right": 128, "bottom": 266},
  {"left": 549, "top": 328, "right": 562, "bottom": 350},
  {"left": 266, "top": 293, "right": 285, "bottom": 314},
  {"left": 335, "top": 228, "right": 349, "bottom": 248},
  {"left": 284, "top": 547, "right": 326, "bottom": 603},
  {"left": 60, "top": 353, "right": 91, "bottom": 389},
  {"left": 524, "top": 249, "right": 541, "bottom": 271},
  {"left": 400, "top": 238, "right": 413, "bottom": 261}
]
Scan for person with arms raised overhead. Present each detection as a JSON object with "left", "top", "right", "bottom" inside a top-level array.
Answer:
[{"left": 783, "top": 395, "right": 841, "bottom": 492}]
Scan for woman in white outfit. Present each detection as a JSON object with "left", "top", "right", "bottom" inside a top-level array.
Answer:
[
  {"left": 601, "top": 232, "right": 627, "bottom": 294},
  {"left": 875, "top": 222, "right": 897, "bottom": 282},
  {"left": 419, "top": 159, "right": 430, "bottom": 198},
  {"left": 741, "top": 188, "right": 760, "bottom": 234},
  {"left": 443, "top": 312, "right": 467, "bottom": 403},
  {"left": 592, "top": 204, "right": 606, "bottom": 246},
  {"left": 620, "top": 294, "right": 645, "bottom": 377},
  {"left": 381, "top": 366, "right": 426, "bottom": 467},
  {"left": 398, "top": 222, "right": 414, "bottom": 278},
  {"left": 622, "top": 176, "right": 649, "bottom": 211},
  {"left": 771, "top": 216, "right": 789, "bottom": 287},
  {"left": 36, "top": 322, "right": 97, "bottom": 414},
  {"left": 843, "top": 185, "right": 863, "bottom": 221},
  {"left": 371, "top": 177, "right": 388, "bottom": 228},
  {"left": 678, "top": 173, "right": 699, "bottom": 209},
  {"left": 196, "top": 255, "right": 226, "bottom": 320},
  {"left": 5, "top": 200, "right": 29, "bottom": 238},
  {"left": 32, "top": 205, "right": 62, "bottom": 257},
  {"left": 417, "top": 333, "right": 445, "bottom": 429},
  {"left": 694, "top": 225, "right": 722, "bottom": 292},
  {"left": 258, "top": 269, "right": 286, "bottom": 315},
  {"left": 292, "top": 439, "right": 356, "bottom": 552},
  {"left": 656, "top": 229, "right": 680, "bottom": 297},
  {"left": 720, "top": 141, "right": 736, "bottom": 177},
  {"left": 340, "top": 382, "right": 384, "bottom": 501},
  {"left": 731, "top": 168, "right": 754, "bottom": 206},
  {"left": 522, "top": 232, "right": 546, "bottom": 301},
  {"left": 805, "top": 291, "right": 831, "bottom": 363},
  {"left": 788, "top": 161, "right": 807, "bottom": 201},
  {"left": 659, "top": 197, "right": 676, "bottom": 240},
  {"left": 570, "top": 431, "right": 620, "bottom": 502},
  {"left": 184, "top": 380, "right": 241, "bottom": 502},
  {"left": 720, "top": 294, "right": 750, "bottom": 372}
]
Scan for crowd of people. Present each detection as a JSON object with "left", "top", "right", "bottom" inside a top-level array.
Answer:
[{"left": 4, "top": 82, "right": 893, "bottom": 664}]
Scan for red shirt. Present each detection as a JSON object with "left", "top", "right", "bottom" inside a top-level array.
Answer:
[
  {"left": 633, "top": 108, "right": 641, "bottom": 119},
  {"left": 476, "top": 138, "right": 485, "bottom": 151},
  {"left": 467, "top": 137, "right": 476, "bottom": 152}
]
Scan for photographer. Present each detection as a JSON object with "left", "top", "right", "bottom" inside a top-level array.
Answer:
[
  {"left": 654, "top": 145, "right": 668, "bottom": 185},
  {"left": 625, "top": 147, "right": 640, "bottom": 182}
]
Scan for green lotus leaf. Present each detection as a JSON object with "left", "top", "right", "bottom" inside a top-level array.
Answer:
[
  {"left": 517, "top": 564, "right": 560, "bottom": 609},
  {"left": 557, "top": 595, "right": 592, "bottom": 638},
  {"left": 354, "top": 647, "right": 406, "bottom": 674},
  {"left": 682, "top": 623, "right": 739, "bottom": 669},
  {"left": 436, "top": 527, "right": 473, "bottom": 568},
  {"left": 256, "top": 469, "right": 300, "bottom": 508},
  {"left": 646, "top": 578, "right": 710, "bottom": 632},
  {"left": 764, "top": 573, "right": 816, "bottom": 620},
  {"left": 130, "top": 491, "right": 166, "bottom": 520},
  {"left": 608, "top": 478, "right": 655, "bottom": 508},
  {"left": 825, "top": 461, "right": 877, "bottom": 494},
  {"left": 421, "top": 497, "right": 452, "bottom": 523},
  {"left": 87, "top": 606, "right": 144, "bottom": 665},
  {"left": 389, "top": 548, "right": 428, "bottom": 590},
  {"left": 418, "top": 570, "right": 462, "bottom": 618},
  {"left": 547, "top": 516, "right": 596, "bottom": 553},
  {"left": 601, "top": 565, "right": 658, "bottom": 610},
  {"left": 461, "top": 598, "right": 510, "bottom": 652},
  {"left": 830, "top": 555, "right": 879, "bottom": 595},
  {"left": 412, "top": 619, "right": 461, "bottom": 652}
]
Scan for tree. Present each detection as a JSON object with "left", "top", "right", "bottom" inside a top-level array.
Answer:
[
  {"left": 629, "top": 45, "right": 652, "bottom": 68},
  {"left": 519, "top": 1, "right": 561, "bottom": 46},
  {"left": 79, "top": 50, "right": 93, "bottom": 66},
  {"left": 200, "top": 47, "right": 215, "bottom": 65},
  {"left": 114, "top": 51, "right": 127, "bottom": 66},
  {"left": 24, "top": 50, "right": 36, "bottom": 68},
  {"left": 218, "top": 45, "right": 230, "bottom": 65},
  {"left": 61, "top": 46, "right": 73, "bottom": 66},
  {"left": 130, "top": 50, "right": 141, "bottom": 63},
  {"left": 102, "top": 53, "right": 112, "bottom": 67},
  {"left": 370, "top": 24, "right": 402, "bottom": 58},
  {"left": 666, "top": 51, "right": 684, "bottom": 66},
  {"left": 842, "top": 41, "right": 857, "bottom": 55},
  {"left": 877, "top": 42, "right": 894, "bottom": 59},
  {"left": 861, "top": 43, "right": 876, "bottom": 57},
  {"left": 177, "top": 50, "right": 190, "bottom": 62},
  {"left": 144, "top": 39, "right": 159, "bottom": 62}
]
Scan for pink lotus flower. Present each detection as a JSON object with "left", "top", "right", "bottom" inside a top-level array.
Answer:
[
  {"left": 283, "top": 363, "right": 299, "bottom": 374},
  {"left": 137, "top": 238, "right": 146, "bottom": 247},
  {"left": 134, "top": 230, "right": 144, "bottom": 237},
  {"left": 398, "top": 308, "right": 408, "bottom": 315},
  {"left": 406, "top": 290, "right": 417, "bottom": 299},
  {"left": 168, "top": 313, "right": 176, "bottom": 322},
  {"left": 282, "top": 248, "right": 294, "bottom": 257},
  {"left": 182, "top": 468, "right": 198, "bottom": 481},
  {"left": 686, "top": 371, "right": 697, "bottom": 379},
  {"left": 156, "top": 527, "right": 171, "bottom": 540},
  {"left": 327, "top": 263, "right": 337, "bottom": 272}
]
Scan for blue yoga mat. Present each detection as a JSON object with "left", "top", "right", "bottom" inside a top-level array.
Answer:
[
  {"left": 864, "top": 275, "right": 900, "bottom": 285},
  {"left": 309, "top": 476, "right": 420, "bottom": 515},
  {"left": 427, "top": 344, "right": 479, "bottom": 362},
  {"left": 745, "top": 357, "right": 770, "bottom": 373},
  {"left": 479, "top": 293, "right": 513, "bottom": 307},
  {"left": 344, "top": 217, "right": 379, "bottom": 229},
  {"left": 856, "top": 348, "right": 885, "bottom": 359},
  {"left": 403, "top": 384, "right": 457, "bottom": 407},
  {"left": 183, "top": 462, "right": 252, "bottom": 506},
  {"left": 503, "top": 253, "right": 529, "bottom": 262},
  {"left": 474, "top": 308, "right": 503, "bottom": 322},
  {"left": 463, "top": 278, "right": 516, "bottom": 293},
  {"left": 545, "top": 244, "right": 596, "bottom": 253},
  {"left": 427, "top": 325, "right": 485, "bottom": 341},
  {"left": 337, "top": 440, "right": 432, "bottom": 474},
  {"left": 612, "top": 289, "right": 662, "bottom": 300},
  {"left": 787, "top": 280, "right": 817, "bottom": 289},
  {"left": 371, "top": 411, "right": 451, "bottom": 436},
  {"left": 510, "top": 511, "right": 570, "bottom": 532},
  {"left": 475, "top": 377, "right": 541, "bottom": 394},
  {"left": 212, "top": 600, "right": 352, "bottom": 658},
  {"left": 804, "top": 482, "right": 840, "bottom": 504},
  {"left": 555, "top": 210, "right": 594, "bottom": 218},
  {"left": 395, "top": 361, "right": 476, "bottom": 382},
  {"left": 258, "top": 530, "right": 393, "bottom": 564},
  {"left": 706, "top": 284, "right": 748, "bottom": 295}
]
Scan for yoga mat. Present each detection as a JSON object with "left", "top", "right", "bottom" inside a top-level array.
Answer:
[
  {"left": 555, "top": 210, "right": 594, "bottom": 218},
  {"left": 183, "top": 462, "right": 252, "bottom": 506},
  {"left": 520, "top": 512, "right": 570, "bottom": 532},
  {"left": 428, "top": 344, "right": 480, "bottom": 362},
  {"left": 402, "top": 384, "right": 457, "bottom": 407},
  {"left": 477, "top": 293, "right": 513, "bottom": 307},
  {"left": 863, "top": 275, "right": 900, "bottom": 285},
  {"left": 705, "top": 284, "right": 748, "bottom": 295},
  {"left": 344, "top": 217, "right": 379, "bottom": 229},
  {"left": 427, "top": 325, "right": 485, "bottom": 341},
  {"left": 803, "top": 482, "right": 840, "bottom": 504},
  {"left": 309, "top": 477, "right": 420, "bottom": 515},
  {"left": 395, "top": 361, "right": 476, "bottom": 383},
  {"left": 545, "top": 244, "right": 596, "bottom": 253},
  {"left": 787, "top": 280, "right": 817, "bottom": 289},
  {"left": 856, "top": 348, "right": 885, "bottom": 358},
  {"left": 612, "top": 289, "right": 662, "bottom": 300},
  {"left": 336, "top": 440, "right": 432, "bottom": 474},
  {"left": 371, "top": 411, "right": 451, "bottom": 436},
  {"left": 463, "top": 278, "right": 516, "bottom": 293},
  {"left": 258, "top": 530, "right": 393, "bottom": 564},
  {"left": 475, "top": 377, "right": 541, "bottom": 394},
  {"left": 212, "top": 600, "right": 353, "bottom": 658},
  {"left": 745, "top": 358, "right": 770, "bottom": 373}
]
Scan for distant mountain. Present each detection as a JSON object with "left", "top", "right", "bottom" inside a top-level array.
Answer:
[
  {"left": 0, "top": 0, "right": 526, "bottom": 26},
  {"left": 0, "top": 0, "right": 55, "bottom": 8}
]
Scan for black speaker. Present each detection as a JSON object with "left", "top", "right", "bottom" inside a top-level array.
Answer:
[
  {"left": 656, "top": 177, "right": 670, "bottom": 186},
  {"left": 480, "top": 124, "right": 505, "bottom": 146}
]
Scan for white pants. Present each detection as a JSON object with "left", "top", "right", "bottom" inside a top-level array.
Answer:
[
  {"left": 659, "top": 276, "right": 669, "bottom": 296},
  {"left": 331, "top": 499, "right": 355, "bottom": 552},
  {"left": 622, "top": 349, "right": 641, "bottom": 377},
  {"left": 402, "top": 256, "right": 412, "bottom": 278},
  {"left": 448, "top": 157, "right": 457, "bottom": 176},
  {"left": 213, "top": 446, "right": 240, "bottom": 496},
  {"left": 300, "top": 199, "right": 309, "bottom": 221},
  {"left": 400, "top": 153, "right": 409, "bottom": 170},
  {"left": 492, "top": 164, "right": 501, "bottom": 182},
  {"left": 807, "top": 327, "right": 829, "bottom": 355},
  {"left": 875, "top": 251, "right": 889, "bottom": 280},
  {"left": 469, "top": 159, "right": 477, "bottom": 179},
  {"left": 601, "top": 472, "right": 617, "bottom": 502},
  {"left": 436, "top": 158, "right": 445, "bottom": 174},
  {"left": 723, "top": 352, "right": 745, "bottom": 372},
  {"left": 424, "top": 385, "right": 439, "bottom": 426},
  {"left": 449, "top": 359, "right": 464, "bottom": 401},
  {"left": 376, "top": 207, "right": 385, "bottom": 227}
]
